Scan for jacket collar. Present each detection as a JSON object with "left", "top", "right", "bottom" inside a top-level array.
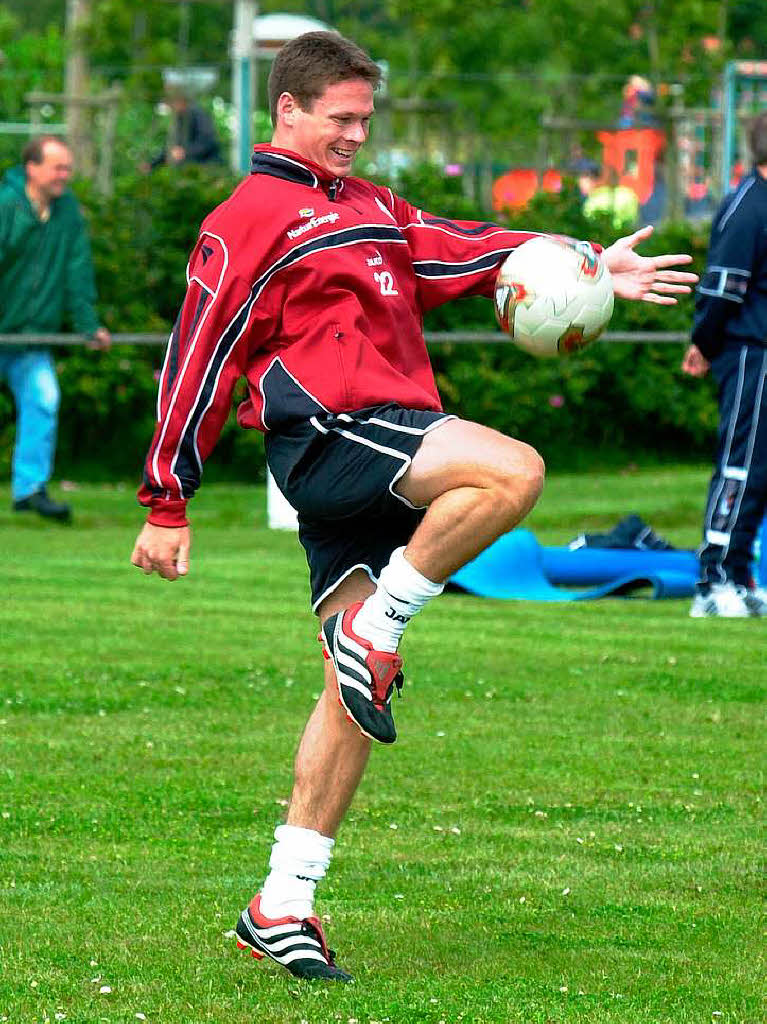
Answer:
[{"left": 250, "top": 145, "right": 345, "bottom": 198}]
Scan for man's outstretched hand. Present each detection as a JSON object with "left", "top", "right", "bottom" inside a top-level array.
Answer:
[
  {"left": 603, "top": 224, "right": 698, "bottom": 305},
  {"left": 131, "top": 523, "right": 191, "bottom": 580}
]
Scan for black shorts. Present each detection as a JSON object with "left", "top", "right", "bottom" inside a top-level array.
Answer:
[{"left": 265, "top": 404, "right": 453, "bottom": 611}]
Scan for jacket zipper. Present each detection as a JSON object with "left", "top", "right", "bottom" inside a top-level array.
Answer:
[{"left": 331, "top": 322, "right": 350, "bottom": 407}]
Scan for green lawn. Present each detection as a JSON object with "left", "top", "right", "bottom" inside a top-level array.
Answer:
[{"left": 0, "top": 468, "right": 764, "bottom": 1024}]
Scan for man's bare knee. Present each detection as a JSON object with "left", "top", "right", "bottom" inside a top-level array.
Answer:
[
  {"left": 517, "top": 443, "right": 546, "bottom": 503},
  {"left": 399, "top": 420, "right": 544, "bottom": 510},
  {"left": 494, "top": 443, "right": 545, "bottom": 524}
]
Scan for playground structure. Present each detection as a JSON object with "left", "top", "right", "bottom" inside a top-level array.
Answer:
[{"left": 492, "top": 62, "right": 767, "bottom": 220}]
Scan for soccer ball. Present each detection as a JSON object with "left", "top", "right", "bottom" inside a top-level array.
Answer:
[{"left": 494, "top": 236, "right": 614, "bottom": 358}]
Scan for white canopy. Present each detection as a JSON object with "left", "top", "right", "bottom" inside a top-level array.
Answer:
[{"left": 253, "top": 13, "right": 332, "bottom": 54}]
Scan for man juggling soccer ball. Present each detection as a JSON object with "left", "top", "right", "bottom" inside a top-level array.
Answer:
[{"left": 131, "top": 31, "right": 697, "bottom": 981}]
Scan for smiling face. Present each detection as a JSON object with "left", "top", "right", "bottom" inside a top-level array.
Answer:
[{"left": 273, "top": 78, "right": 374, "bottom": 178}]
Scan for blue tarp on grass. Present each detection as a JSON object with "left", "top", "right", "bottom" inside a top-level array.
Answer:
[{"left": 450, "top": 529, "right": 699, "bottom": 602}]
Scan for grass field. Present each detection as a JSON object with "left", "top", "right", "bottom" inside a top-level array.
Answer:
[{"left": 0, "top": 467, "right": 764, "bottom": 1024}]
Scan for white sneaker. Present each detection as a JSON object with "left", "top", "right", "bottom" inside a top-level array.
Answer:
[
  {"left": 689, "top": 582, "right": 751, "bottom": 618},
  {"left": 743, "top": 585, "right": 767, "bottom": 616}
]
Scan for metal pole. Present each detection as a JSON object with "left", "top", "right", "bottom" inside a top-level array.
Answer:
[
  {"left": 668, "top": 83, "right": 685, "bottom": 223},
  {"left": 0, "top": 331, "right": 692, "bottom": 347},
  {"left": 722, "top": 61, "right": 736, "bottom": 197},
  {"left": 231, "top": 0, "right": 256, "bottom": 175}
]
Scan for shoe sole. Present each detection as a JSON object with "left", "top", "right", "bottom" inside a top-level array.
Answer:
[
  {"left": 13, "top": 507, "right": 71, "bottom": 523},
  {"left": 235, "top": 935, "right": 266, "bottom": 960},
  {"left": 335, "top": 682, "right": 394, "bottom": 743},
  {"left": 690, "top": 607, "right": 750, "bottom": 618}
]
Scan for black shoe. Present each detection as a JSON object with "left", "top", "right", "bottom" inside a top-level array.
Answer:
[
  {"left": 610, "top": 514, "right": 674, "bottom": 551},
  {"left": 235, "top": 895, "right": 353, "bottom": 982},
  {"left": 13, "top": 488, "right": 72, "bottom": 523},
  {"left": 569, "top": 513, "right": 673, "bottom": 551},
  {"left": 321, "top": 602, "right": 404, "bottom": 744}
]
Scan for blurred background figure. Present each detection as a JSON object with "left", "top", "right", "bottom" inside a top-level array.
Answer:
[
  {"left": 148, "top": 89, "right": 221, "bottom": 170},
  {"left": 619, "top": 74, "right": 655, "bottom": 128},
  {"left": 0, "top": 135, "right": 110, "bottom": 522},
  {"left": 580, "top": 164, "right": 639, "bottom": 231}
]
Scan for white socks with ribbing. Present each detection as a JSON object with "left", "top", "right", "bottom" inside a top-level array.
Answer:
[
  {"left": 260, "top": 824, "right": 334, "bottom": 921},
  {"left": 352, "top": 546, "right": 445, "bottom": 653}
]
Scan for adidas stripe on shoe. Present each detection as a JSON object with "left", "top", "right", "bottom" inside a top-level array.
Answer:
[
  {"left": 321, "top": 602, "right": 403, "bottom": 744},
  {"left": 235, "top": 894, "right": 352, "bottom": 982}
]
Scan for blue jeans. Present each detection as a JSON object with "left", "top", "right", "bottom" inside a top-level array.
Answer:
[{"left": 0, "top": 348, "right": 60, "bottom": 502}]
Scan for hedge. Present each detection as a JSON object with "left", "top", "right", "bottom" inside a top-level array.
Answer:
[{"left": 0, "top": 163, "right": 717, "bottom": 485}]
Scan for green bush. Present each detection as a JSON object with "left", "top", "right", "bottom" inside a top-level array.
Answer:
[{"left": 0, "top": 164, "right": 718, "bottom": 484}]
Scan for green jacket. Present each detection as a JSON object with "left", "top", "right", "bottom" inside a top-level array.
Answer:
[{"left": 0, "top": 165, "right": 100, "bottom": 336}]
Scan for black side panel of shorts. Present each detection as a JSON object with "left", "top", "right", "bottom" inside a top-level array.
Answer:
[
  {"left": 265, "top": 403, "right": 451, "bottom": 609},
  {"left": 299, "top": 502, "right": 425, "bottom": 611}
]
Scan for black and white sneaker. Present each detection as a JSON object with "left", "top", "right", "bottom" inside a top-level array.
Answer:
[
  {"left": 235, "top": 894, "right": 352, "bottom": 982},
  {"left": 321, "top": 602, "right": 403, "bottom": 744},
  {"left": 743, "top": 585, "right": 767, "bottom": 617},
  {"left": 690, "top": 582, "right": 750, "bottom": 618}
]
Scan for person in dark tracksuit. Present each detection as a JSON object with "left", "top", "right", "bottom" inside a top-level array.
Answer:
[{"left": 683, "top": 111, "right": 767, "bottom": 617}]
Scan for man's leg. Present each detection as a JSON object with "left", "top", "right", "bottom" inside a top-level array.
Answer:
[
  {"left": 239, "top": 419, "right": 544, "bottom": 976},
  {"left": 235, "top": 571, "right": 374, "bottom": 980},
  {"left": 6, "top": 350, "right": 60, "bottom": 502},
  {"left": 396, "top": 418, "right": 545, "bottom": 581},
  {"left": 698, "top": 347, "right": 767, "bottom": 589},
  {"left": 285, "top": 570, "right": 376, "bottom": 839},
  {"left": 352, "top": 418, "right": 544, "bottom": 653},
  {"left": 323, "top": 418, "right": 544, "bottom": 741}
]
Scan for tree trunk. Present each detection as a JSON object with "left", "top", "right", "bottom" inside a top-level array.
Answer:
[{"left": 65, "top": 0, "right": 93, "bottom": 176}]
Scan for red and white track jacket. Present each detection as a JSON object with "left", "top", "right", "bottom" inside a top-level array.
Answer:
[{"left": 140, "top": 145, "right": 548, "bottom": 526}]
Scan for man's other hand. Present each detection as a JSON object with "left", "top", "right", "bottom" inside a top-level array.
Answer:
[
  {"left": 681, "top": 343, "right": 711, "bottom": 378},
  {"left": 131, "top": 523, "right": 191, "bottom": 580},
  {"left": 88, "top": 327, "right": 111, "bottom": 351}
]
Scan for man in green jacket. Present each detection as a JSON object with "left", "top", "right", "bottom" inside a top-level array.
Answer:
[{"left": 0, "top": 135, "right": 110, "bottom": 521}]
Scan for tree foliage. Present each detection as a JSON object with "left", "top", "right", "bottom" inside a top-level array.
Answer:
[
  {"left": 0, "top": 1, "right": 753, "bottom": 478},
  {"left": 1, "top": 0, "right": 763, "bottom": 169}
]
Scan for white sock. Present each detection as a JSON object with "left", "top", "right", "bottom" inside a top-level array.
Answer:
[
  {"left": 353, "top": 546, "right": 444, "bottom": 653},
  {"left": 260, "top": 824, "right": 334, "bottom": 920}
]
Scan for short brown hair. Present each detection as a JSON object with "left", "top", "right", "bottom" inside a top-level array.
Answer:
[
  {"left": 268, "top": 31, "right": 380, "bottom": 126},
  {"left": 748, "top": 112, "right": 767, "bottom": 166},
  {"left": 22, "top": 134, "right": 69, "bottom": 168}
]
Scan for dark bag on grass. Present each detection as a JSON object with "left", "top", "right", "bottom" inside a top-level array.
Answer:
[{"left": 568, "top": 513, "right": 675, "bottom": 552}]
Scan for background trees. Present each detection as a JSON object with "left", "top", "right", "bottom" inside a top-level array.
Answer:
[
  {"left": 1, "top": 0, "right": 764, "bottom": 171},
  {"left": 0, "top": 1, "right": 763, "bottom": 477}
]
